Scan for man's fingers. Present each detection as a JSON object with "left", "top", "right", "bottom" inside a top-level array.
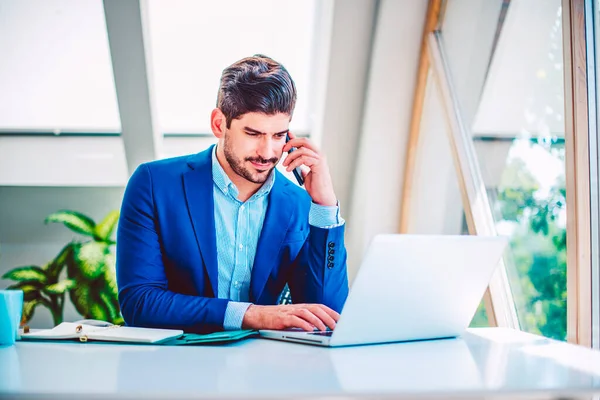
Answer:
[
  {"left": 287, "top": 315, "right": 316, "bottom": 332},
  {"left": 295, "top": 308, "right": 327, "bottom": 332},
  {"left": 310, "top": 307, "right": 337, "bottom": 330},
  {"left": 312, "top": 304, "right": 341, "bottom": 322},
  {"left": 268, "top": 304, "right": 341, "bottom": 332},
  {"left": 283, "top": 137, "right": 318, "bottom": 153},
  {"left": 300, "top": 167, "right": 310, "bottom": 179},
  {"left": 282, "top": 147, "right": 319, "bottom": 166},
  {"left": 286, "top": 155, "right": 318, "bottom": 172}
]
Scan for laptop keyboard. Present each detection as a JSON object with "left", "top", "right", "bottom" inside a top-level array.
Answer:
[{"left": 308, "top": 331, "right": 333, "bottom": 337}]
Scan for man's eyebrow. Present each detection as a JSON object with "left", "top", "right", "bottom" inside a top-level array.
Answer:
[{"left": 243, "top": 127, "right": 289, "bottom": 135}]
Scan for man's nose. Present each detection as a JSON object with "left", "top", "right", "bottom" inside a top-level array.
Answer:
[{"left": 256, "top": 136, "right": 278, "bottom": 160}]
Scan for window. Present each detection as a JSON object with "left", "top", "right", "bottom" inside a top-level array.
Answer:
[
  {"left": 407, "top": 71, "right": 465, "bottom": 237},
  {"left": 408, "top": 69, "right": 489, "bottom": 327},
  {"left": 0, "top": 0, "right": 120, "bottom": 133},
  {"left": 440, "top": 0, "right": 567, "bottom": 339},
  {"left": 146, "top": 0, "right": 318, "bottom": 135}
]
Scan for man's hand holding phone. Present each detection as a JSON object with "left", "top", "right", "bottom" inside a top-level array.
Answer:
[
  {"left": 282, "top": 132, "right": 337, "bottom": 207},
  {"left": 285, "top": 134, "right": 305, "bottom": 186}
]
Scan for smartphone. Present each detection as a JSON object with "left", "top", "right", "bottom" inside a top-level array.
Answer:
[{"left": 285, "top": 134, "right": 304, "bottom": 186}]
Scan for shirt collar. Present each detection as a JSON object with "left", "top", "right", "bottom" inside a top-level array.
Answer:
[{"left": 211, "top": 145, "right": 276, "bottom": 201}]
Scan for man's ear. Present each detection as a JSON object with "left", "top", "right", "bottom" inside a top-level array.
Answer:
[{"left": 211, "top": 108, "right": 226, "bottom": 139}]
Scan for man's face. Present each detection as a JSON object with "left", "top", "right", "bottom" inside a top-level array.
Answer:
[{"left": 222, "top": 112, "right": 290, "bottom": 184}]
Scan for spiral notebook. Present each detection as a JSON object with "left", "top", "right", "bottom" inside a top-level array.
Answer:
[
  {"left": 20, "top": 320, "right": 184, "bottom": 344},
  {"left": 19, "top": 320, "right": 258, "bottom": 345}
]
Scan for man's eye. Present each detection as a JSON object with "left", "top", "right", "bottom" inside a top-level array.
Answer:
[{"left": 275, "top": 134, "right": 286, "bottom": 139}]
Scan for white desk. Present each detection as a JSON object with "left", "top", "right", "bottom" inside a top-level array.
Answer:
[{"left": 1, "top": 328, "right": 600, "bottom": 399}]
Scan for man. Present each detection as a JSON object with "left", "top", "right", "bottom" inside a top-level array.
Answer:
[{"left": 116, "top": 55, "right": 349, "bottom": 333}]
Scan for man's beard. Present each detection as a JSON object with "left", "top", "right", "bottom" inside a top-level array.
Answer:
[{"left": 223, "top": 134, "right": 279, "bottom": 184}]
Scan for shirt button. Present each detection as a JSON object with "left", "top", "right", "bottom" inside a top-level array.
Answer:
[
  {"left": 240, "top": 205, "right": 245, "bottom": 211},
  {"left": 234, "top": 281, "right": 241, "bottom": 288},
  {"left": 239, "top": 244, "right": 244, "bottom": 251}
]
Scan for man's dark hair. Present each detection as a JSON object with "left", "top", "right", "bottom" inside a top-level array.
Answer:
[{"left": 216, "top": 54, "right": 297, "bottom": 128}]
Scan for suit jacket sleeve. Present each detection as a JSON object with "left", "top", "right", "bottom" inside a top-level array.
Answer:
[
  {"left": 116, "top": 164, "right": 228, "bottom": 333},
  {"left": 287, "top": 223, "right": 349, "bottom": 313}
]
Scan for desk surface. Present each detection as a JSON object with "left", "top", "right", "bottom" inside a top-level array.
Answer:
[{"left": 1, "top": 328, "right": 600, "bottom": 399}]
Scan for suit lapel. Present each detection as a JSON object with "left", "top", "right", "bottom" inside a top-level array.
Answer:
[
  {"left": 183, "top": 147, "right": 219, "bottom": 297},
  {"left": 251, "top": 174, "right": 295, "bottom": 302}
]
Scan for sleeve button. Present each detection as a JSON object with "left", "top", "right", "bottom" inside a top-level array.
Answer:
[{"left": 327, "top": 262, "right": 334, "bottom": 269}]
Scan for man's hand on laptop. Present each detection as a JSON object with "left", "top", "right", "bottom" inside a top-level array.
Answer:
[{"left": 242, "top": 304, "right": 339, "bottom": 331}]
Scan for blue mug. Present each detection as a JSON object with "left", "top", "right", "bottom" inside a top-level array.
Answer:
[{"left": 0, "top": 290, "right": 23, "bottom": 346}]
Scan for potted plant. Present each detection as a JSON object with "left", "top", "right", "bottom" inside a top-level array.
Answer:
[{"left": 2, "top": 210, "right": 123, "bottom": 326}]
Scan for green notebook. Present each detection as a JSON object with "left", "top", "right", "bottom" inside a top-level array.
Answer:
[{"left": 162, "top": 329, "right": 258, "bottom": 345}]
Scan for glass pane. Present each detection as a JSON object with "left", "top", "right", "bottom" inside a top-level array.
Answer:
[
  {"left": 409, "top": 70, "right": 489, "bottom": 326},
  {"left": 470, "top": 300, "right": 489, "bottom": 327},
  {"left": 459, "top": 214, "right": 491, "bottom": 328},
  {"left": 0, "top": 0, "right": 120, "bottom": 132},
  {"left": 441, "top": 0, "right": 567, "bottom": 340},
  {"left": 408, "top": 71, "right": 467, "bottom": 235},
  {"left": 146, "top": 0, "right": 317, "bottom": 135},
  {"left": 479, "top": 138, "right": 566, "bottom": 340}
]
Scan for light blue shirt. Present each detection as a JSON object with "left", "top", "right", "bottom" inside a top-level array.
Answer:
[{"left": 211, "top": 147, "right": 344, "bottom": 330}]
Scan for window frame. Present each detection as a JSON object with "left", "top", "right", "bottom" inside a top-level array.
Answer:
[
  {"left": 563, "top": 0, "right": 595, "bottom": 348},
  {"left": 426, "top": 31, "right": 519, "bottom": 329},
  {"left": 401, "top": 0, "right": 598, "bottom": 343}
]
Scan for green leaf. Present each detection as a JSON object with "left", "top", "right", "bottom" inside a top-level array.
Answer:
[
  {"left": 7, "top": 283, "right": 42, "bottom": 302},
  {"left": 88, "top": 302, "right": 109, "bottom": 321},
  {"left": 44, "top": 244, "right": 74, "bottom": 281},
  {"left": 2, "top": 266, "right": 47, "bottom": 284},
  {"left": 99, "top": 290, "right": 121, "bottom": 323},
  {"left": 103, "top": 257, "right": 118, "bottom": 298},
  {"left": 21, "top": 297, "right": 51, "bottom": 324},
  {"left": 44, "top": 279, "right": 77, "bottom": 294},
  {"left": 96, "top": 256, "right": 122, "bottom": 324},
  {"left": 74, "top": 242, "right": 109, "bottom": 279},
  {"left": 7, "top": 282, "right": 42, "bottom": 292},
  {"left": 70, "top": 282, "right": 111, "bottom": 321},
  {"left": 69, "top": 285, "right": 92, "bottom": 317},
  {"left": 22, "top": 300, "right": 41, "bottom": 323},
  {"left": 45, "top": 210, "right": 96, "bottom": 237},
  {"left": 94, "top": 210, "right": 120, "bottom": 242}
]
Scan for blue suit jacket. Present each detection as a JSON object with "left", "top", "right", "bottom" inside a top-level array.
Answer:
[{"left": 116, "top": 146, "right": 349, "bottom": 333}]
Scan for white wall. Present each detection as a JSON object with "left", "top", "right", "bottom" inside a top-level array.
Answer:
[
  {"left": 346, "top": 0, "right": 428, "bottom": 281},
  {"left": 317, "top": 0, "right": 378, "bottom": 213}
]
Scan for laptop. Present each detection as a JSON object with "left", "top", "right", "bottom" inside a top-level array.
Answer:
[{"left": 259, "top": 234, "right": 508, "bottom": 347}]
